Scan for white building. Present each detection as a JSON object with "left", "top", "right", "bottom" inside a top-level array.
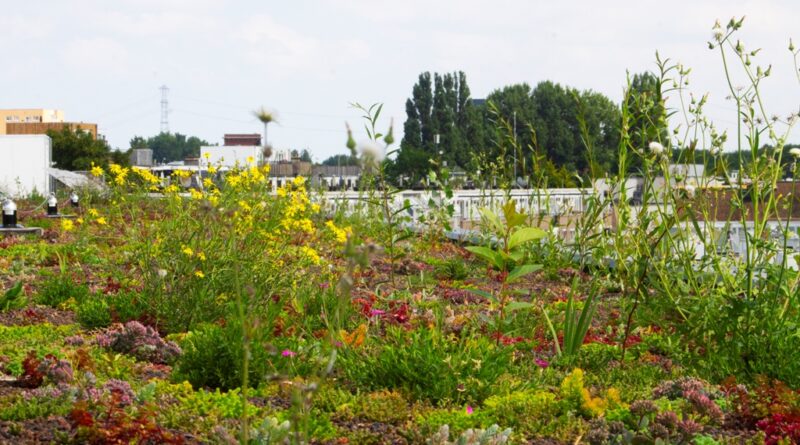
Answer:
[
  {"left": 0, "top": 135, "right": 52, "bottom": 196},
  {"left": 200, "top": 146, "right": 263, "bottom": 169}
]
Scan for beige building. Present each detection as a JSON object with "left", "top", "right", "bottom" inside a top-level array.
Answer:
[
  {"left": 6, "top": 122, "right": 98, "bottom": 139},
  {"left": 0, "top": 109, "right": 64, "bottom": 134}
]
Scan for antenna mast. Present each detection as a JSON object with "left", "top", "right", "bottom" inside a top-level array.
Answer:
[{"left": 160, "top": 85, "right": 169, "bottom": 133}]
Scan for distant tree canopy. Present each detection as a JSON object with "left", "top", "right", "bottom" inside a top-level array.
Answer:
[
  {"left": 321, "top": 153, "right": 359, "bottom": 166},
  {"left": 391, "top": 71, "right": 485, "bottom": 182},
  {"left": 130, "top": 132, "right": 210, "bottom": 162},
  {"left": 290, "top": 149, "right": 313, "bottom": 162},
  {"left": 391, "top": 73, "right": 621, "bottom": 185},
  {"left": 484, "top": 81, "right": 621, "bottom": 178},
  {"left": 48, "top": 127, "right": 128, "bottom": 171}
]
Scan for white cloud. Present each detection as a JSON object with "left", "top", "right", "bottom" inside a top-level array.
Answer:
[{"left": 61, "top": 38, "right": 131, "bottom": 72}]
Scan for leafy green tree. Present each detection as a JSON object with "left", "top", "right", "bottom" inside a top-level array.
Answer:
[
  {"left": 130, "top": 132, "right": 209, "bottom": 163},
  {"left": 396, "top": 71, "right": 483, "bottom": 180},
  {"left": 321, "top": 154, "right": 359, "bottom": 166},
  {"left": 48, "top": 127, "right": 127, "bottom": 171}
]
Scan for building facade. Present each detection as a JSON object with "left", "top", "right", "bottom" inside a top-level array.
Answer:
[{"left": 0, "top": 109, "right": 64, "bottom": 135}]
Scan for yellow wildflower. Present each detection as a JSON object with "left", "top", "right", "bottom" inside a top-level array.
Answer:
[
  {"left": 197, "top": 252, "right": 206, "bottom": 261},
  {"left": 76, "top": 218, "right": 84, "bottom": 224},
  {"left": 189, "top": 188, "right": 204, "bottom": 200},
  {"left": 88, "top": 208, "right": 99, "bottom": 217},
  {"left": 61, "top": 219, "right": 75, "bottom": 231},
  {"left": 301, "top": 246, "right": 321, "bottom": 264},
  {"left": 208, "top": 166, "right": 218, "bottom": 174},
  {"left": 90, "top": 164, "right": 104, "bottom": 177},
  {"left": 194, "top": 270, "right": 205, "bottom": 278},
  {"left": 95, "top": 217, "right": 107, "bottom": 226},
  {"left": 246, "top": 155, "right": 255, "bottom": 164},
  {"left": 203, "top": 152, "right": 211, "bottom": 159},
  {"left": 182, "top": 246, "right": 194, "bottom": 257}
]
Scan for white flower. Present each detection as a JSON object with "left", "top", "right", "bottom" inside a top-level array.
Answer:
[
  {"left": 357, "top": 140, "right": 384, "bottom": 162},
  {"left": 685, "top": 184, "right": 696, "bottom": 198},
  {"left": 157, "top": 269, "right": 168, "bottom": 278},
  {"left": 649, "top": 141, "right": 665, "bottom": 155},
  {"left": 789, "top": 148, "right": 800, "bottom": 159},
  {"left": 709, "top": 146, "right": 722, "bottom": 156}
]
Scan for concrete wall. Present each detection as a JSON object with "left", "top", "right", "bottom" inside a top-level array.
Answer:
[{"left": 0, "top": 135, "right": 52, "bottom": 196}]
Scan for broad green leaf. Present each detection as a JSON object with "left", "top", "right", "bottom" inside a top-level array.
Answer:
[
  {"left": 467, "top": 288, "right": 497, "bottom": 303},
  {"left": 479, "top": 207, "right": 504, "bottom": 235},
  {"left": 506, "top": 264, "right": 542, "bottom": 283},
  {"left": 465, "top": 246, "right": 504, "bottom": 270},
  {"left": 508, "top": 227, "right": 547, "bottom": 250},
  {"left": 507, "top": 250, "right": 525, "bottom": 264},
  {"left": 506, "top": 301, "right": 535, "bottom": 311}
]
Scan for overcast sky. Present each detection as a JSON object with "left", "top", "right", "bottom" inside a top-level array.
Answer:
[{"left": 2, "top": 0, "right": 799, "bottom": 161}]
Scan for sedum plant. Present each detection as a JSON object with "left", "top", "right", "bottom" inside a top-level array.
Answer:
[{"left": 427, "top": 424, "right": 513, "bottom": 445}]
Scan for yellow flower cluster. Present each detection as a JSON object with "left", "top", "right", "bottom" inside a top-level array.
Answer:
[
  {"left": 133, "top": 167, "right": 161, "bottom": 186},
  {"left": 559, "top": 368, "right": 623, "bottom": 417},
  {"left": 61, "top": 219, "right": 75, "bottom": 231},
  {"left": 325, "top": 220, "right": 351, "bottom": 244},
  {"left": 108, "top": 164, "right": 129, "bottom": 186},
  {"left": 172, "top": 170, "right": 192, "bottom": 179},
  {"left": 225, "top": 165, "right": 271, "bottom": 190},
  {"left": 279, "top": 177, "right": 316, "bottom": 235},
  {"left": 300, "top": 246, "right": 322, "bottom": 265},
  {"left": 90, "top": 164, "right": 104, "bottom": 177}
]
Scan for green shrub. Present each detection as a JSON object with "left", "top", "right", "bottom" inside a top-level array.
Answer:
[
  {"left": 36, "top": 274, "right": 89, "bottom": 308},
  {"left": 77, "top": 298, "right": 112, "bottom": 329},
  {"left": 0, "top": 394, "right": 72, "bottom": 421},
  {"left": 415, "top": 408, "right": 491, "bottom": 438},
  {"left": 173, "top": 321, "right": 267, "bottom": 390},
  {"left": 107, "top": 290, "right": 148, "bottom": 323},
  {"left": 433, "top": 258, "right": 470, "bottom": 281},
  {"left": 483, "top": 390, "right": 561, "bottom": 436},
  {"left": 339, "top": 326, "right": 512, "bottom": 404},
  {"left": 1, "top": 282, "right": 26, "bottom": 312},
  {"left": 352, "top": 390, "right": 410, "bottom": 424}
]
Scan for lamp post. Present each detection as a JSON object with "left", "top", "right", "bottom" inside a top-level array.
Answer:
[
  {"left": 47, "top": 194, "right": 58, "bottom": 216},
  {"left": 70, "top": 191, "right": 80, "bottom": 208},
  {"left": 2, "top": 198, "right": 17, "bottom": 228}
]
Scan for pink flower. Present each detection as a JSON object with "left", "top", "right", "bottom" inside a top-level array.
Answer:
[
  {"left": 465, "top": 405, "right": 474, "bottom": 415},
  {"left": 535, "top": 357, "right": 549, "bottom": 368},
  {"left": 369, "top": 309, "right": 386, "bottom": 317},
  {"left": 281, "top": 349, "right": 297, "bottom": 357}
]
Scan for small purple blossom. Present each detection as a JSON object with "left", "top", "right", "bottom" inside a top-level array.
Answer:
[
  {"left": 369, "top": 309, "right": 386, "bottom": 317},
  {"left": 103, "top": 379, "right": 135, "bottom": 406},
  {"left": 95, "top": 321, "right": 181, "bottom": 365},
  {"left": 281, "top": 349, "right": 297, "bottom": 357},
  {"left": 535, "top": 357, "right": 550, "bottom": 368},
  {"left": 465, "top": 405, "right": 474, "bottom": 415},
  {"left": 64, "top": 335, "right": 85, "bottom": 346},
  {"left": 37, "top": 356, "right": 73, "bottom": 385}
]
